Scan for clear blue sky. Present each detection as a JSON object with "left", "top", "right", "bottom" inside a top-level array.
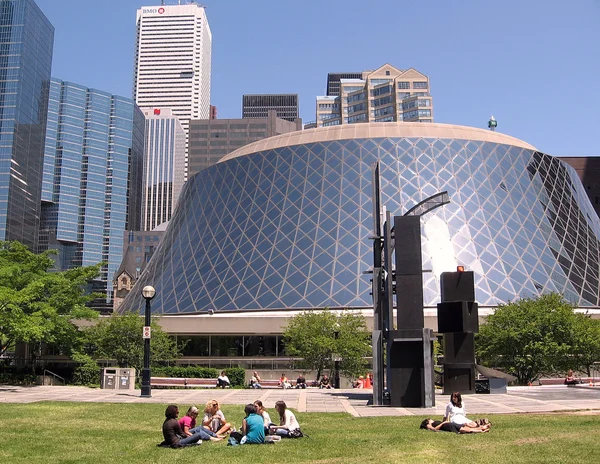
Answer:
[{"left": 35, "top": 0, "right": 599, "bottom": 156}]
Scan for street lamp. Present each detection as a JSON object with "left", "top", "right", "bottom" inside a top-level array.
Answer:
[
  {"left": 140, "top": 285, "right": 156, "bottom": 398},
  {"left": 333, "top": 322, "right": 341, "bottom": 389}
]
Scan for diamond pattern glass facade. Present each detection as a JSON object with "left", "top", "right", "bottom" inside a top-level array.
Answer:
[{"left": 120, "top": 132, "right": 600, "bottom": 314}]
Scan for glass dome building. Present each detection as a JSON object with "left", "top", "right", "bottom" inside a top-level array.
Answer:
[{"left": 120, "top": 123, "right": 600, "bottom": 315}]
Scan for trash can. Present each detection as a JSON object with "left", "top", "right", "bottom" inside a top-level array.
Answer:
[
  {"left": 117, "top": 368, "right": 136, "bottom": 391},
  {"left": 101, "top": 368, "right": 136, "bottom": 390},
  {"left": 101, "top": 368, "right": 118, "bottom": 389}
]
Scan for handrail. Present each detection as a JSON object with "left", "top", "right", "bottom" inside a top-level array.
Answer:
[{"left": 43, "top": 369, "right": 65, "bottom": 386}]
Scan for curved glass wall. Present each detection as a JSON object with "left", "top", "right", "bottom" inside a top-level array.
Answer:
[{"left": 120, "top": 136, "right": 600, "bottom": 314}]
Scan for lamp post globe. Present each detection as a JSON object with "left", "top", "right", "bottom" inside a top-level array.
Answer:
[{"left": 140, "top": 285, "right": 156, "bottom": 398}]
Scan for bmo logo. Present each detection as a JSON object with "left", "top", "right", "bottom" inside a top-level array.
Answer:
[{"left": 142, "top": 8, "right": 165, "bottom": 14}]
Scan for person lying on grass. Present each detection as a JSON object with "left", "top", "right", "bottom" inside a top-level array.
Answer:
[
  {"left": 179, "top": 405, "right": 223, "bottom": 442},
  {"left": 420, "top": 418, "right": 490, "bottom": 434}
]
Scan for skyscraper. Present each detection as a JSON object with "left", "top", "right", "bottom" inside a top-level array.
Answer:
[
  {"left": 326, "top": 72, "right": 362, "bottom": 97},
  {"left": 134, "top": 4, "right": 212, "bottom": 180},
  {"left": 242, "top": 94, "right": 300, "bottom": 122},
  {"left": 139, "top": 107, "right": 186, "bottom": 231},
  {"left": 40, "top": 79, "right": 145, "bottom": 300},
  {"left": 188, "top": 110, "right": 302, "bottom": 177},
  {"left": 0, "top": 0, "right": 54, "bottom": 249},
  {"left": 315, "top": 64, "right": 434, "bottom": 127}
]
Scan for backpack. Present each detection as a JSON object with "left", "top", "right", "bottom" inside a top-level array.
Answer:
[{"left": 287, "top": 428, "right": 304, "bottom": 438}]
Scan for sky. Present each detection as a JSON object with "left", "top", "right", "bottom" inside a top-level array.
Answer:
[{"left": 34, "top": 0, "right": 599, "bottom": 156}]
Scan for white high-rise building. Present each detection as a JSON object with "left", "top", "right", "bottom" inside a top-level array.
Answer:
[
  {"left": 140, "top": 107, "right": 186, "bottom": 231},
  {"left": 134, "top": 4, "right": 212, "bottom": 179}
]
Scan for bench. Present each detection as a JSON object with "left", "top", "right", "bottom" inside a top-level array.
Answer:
[
  {"left": 250, "top": 379, "right": 318, "bottom": 388},
  {"left": 150, "top": 377, "right": 218, "bottom": 388},
  {"left": 540, "top": 377, "right": 593, "bottom": 386}
]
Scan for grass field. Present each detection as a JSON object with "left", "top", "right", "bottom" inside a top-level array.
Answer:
[{"left": 0, "top": 402, "right": 597, "bottom": 463}]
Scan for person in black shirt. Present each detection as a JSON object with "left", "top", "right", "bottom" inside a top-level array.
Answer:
[
  {"left": 420, "top": 418, "right": 489, "bottom": 434},
  {"left": 161, "top": 404, "right": 203, "bottom": 447},
  {"left": 296, "top": 374, "right": 307, "bottom": 389}
]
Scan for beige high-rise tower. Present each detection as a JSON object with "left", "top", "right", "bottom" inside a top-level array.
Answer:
[
  {"left": 315, "top": 64, "right": 433, "bottom": 127},
  {"left": 134, "top": 3, "right": 212, "bottom": 180}
]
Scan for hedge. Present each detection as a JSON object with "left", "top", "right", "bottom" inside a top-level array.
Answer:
[{"left": 152, "top": 366, "right": 246, "bottom": 387}]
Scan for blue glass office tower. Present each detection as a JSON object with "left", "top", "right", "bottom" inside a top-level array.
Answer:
[
  {"left": 40, "top": 78, "right": 145, "bottom": 301},
  {"left": 0, "top": 0, "right": 53, "bottom": 249}
]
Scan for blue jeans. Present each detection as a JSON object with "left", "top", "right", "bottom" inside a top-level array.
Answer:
[
  {"left": 178, "top": 433, "right": 202, "bottom": 446},
  {"left": 189, "top": 426, "right": 218, "bottom": 440}
]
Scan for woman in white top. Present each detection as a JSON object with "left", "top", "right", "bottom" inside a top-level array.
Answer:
[
  {"left": 444, "top": 392, "right": 488, "bottom": 429},
  {"left": 253, "top": 400, "right": 274, "bottom": 432},
  {"left": 217, "top": 370, "right": 231, "bottom": 388},
  {"left": 270, "top": 400, "right": 301, "bottom": 437},
  {"left": 203, "top": 399, "right": 232, "bottom": 435}
]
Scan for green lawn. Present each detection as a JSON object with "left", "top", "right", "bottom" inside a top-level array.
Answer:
[{"left": 0, "top": 402, "right": 597, "bottom": 463}]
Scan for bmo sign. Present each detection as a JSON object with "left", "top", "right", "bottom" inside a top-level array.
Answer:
[{"left": 142, "top": 7, "right": 165, "bottom": 14}]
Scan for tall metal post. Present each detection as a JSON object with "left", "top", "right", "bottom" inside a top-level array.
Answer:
[
  {"left": 371, "top": 162, "right": 384, "bottom": 405},
  {"left": 141, "top": 285, "right": 156, "bottom": 398}
]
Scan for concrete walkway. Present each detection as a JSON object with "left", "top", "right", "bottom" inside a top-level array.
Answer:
[{"left": 1, "top": 384, "right": 598, "bottom": 417}]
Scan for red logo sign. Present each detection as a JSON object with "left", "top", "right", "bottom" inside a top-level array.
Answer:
[
  {"left": 158, "top": 7, "right": 165, "bottom": 14},
  {"left": 154, "top": 109, "right": 161, "bottom": 115}
]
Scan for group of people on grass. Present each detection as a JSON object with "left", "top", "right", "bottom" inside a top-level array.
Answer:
[
  {"left": 420, "top": 391, "right": 492, "bottom": 434},
  {"left": 160, "top": 399, "right": 302, "bottom": 447}
]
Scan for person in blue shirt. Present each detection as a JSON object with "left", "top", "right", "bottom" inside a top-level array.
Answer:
[{"left": 230, "top": 404, "right": 265, "bottom": 444}]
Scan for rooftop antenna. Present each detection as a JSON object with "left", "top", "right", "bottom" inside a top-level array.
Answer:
[{"left": 488, "top": 115, "right": 497, "bottom": 131}]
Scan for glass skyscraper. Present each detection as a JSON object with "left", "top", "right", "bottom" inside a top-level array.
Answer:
[
  {"left": 40, "top": 78, "right": 145, "bottom": 300},
  {"left": 0, "top": 0, "right": 53, "bottom": 249}
]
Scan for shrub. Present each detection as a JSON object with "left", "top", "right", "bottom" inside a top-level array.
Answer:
[{"left": 151, "top": 366, "right": 246, "bottom": 387}]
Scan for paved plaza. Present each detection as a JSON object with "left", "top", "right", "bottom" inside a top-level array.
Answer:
[{"left": 1, "top": 384, "right": 598, "bottom": 417}]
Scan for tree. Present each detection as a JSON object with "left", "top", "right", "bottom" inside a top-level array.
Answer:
[
  {"left": 476, "top": 293, "right": 591, "bottom": 385},
  {"left": 570, "top": 313, "right": 600, "bottom": 377},
  {"left": 83, "top": 312, "right": 181, "bottom": 375},
  {"left": 0, "top": 241, "right": 100, "bottom": 359},
  {"left": 282, "top": 310, "right": 371, "bottom": 380}
]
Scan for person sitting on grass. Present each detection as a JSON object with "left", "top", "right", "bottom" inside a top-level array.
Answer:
[
  {"left": 319, "top": 374, "right": 332, "bottom": 389},
  {"left": 230, "top": 404, "right": 265, "bottom": 444},
  {"left": 254, "top": 400, "right": 275, "bottom": 434},
  {"left": 203, "top": 399, "right": 232, "bottom": 435},
  {"left": 420, "top": 418, "right": 489, "bottom": 434},
  {"left": 216, "top": 370, "right": 231, "bottom": 388},
  {"left": 179, "top": 405, "right": 223, "bottom": 442},
  {"left": 295, "top": 373, "right": 307, "bottom": 389},
  {"left": 444, "top": 391, "right": 491, "bottom": 430},
  {"left": 160, "top": 404, "right": 202, "bottom": 447},
  {"left": 270, "top": 400, "right": 302, "bottom": 438}
]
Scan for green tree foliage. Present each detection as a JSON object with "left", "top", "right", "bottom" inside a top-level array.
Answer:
[
  {"left": 476, "top": 293, "right": 599, "bottom": 384},
  {"left": 83, "top": 312, "right": 181, "bottom": 375},
  {"left": 0, "top": 241, "right": 100, "bottom": 358},
  {"left": 570, "top": 313, "right": 600, "bottom": 377},
  {"left": 282, "top": 310, "right": 371, "bottom": 380}
]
